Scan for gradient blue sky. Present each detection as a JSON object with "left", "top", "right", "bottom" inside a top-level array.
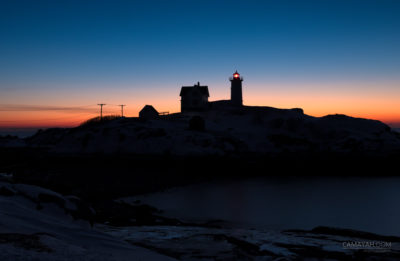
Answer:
[{"left": 0, "top": 0, "right": 399, "bottom": 127}]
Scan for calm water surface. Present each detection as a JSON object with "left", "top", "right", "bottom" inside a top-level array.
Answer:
[{"left": 133, "top": 177, "right": 400, "bottom": 236}]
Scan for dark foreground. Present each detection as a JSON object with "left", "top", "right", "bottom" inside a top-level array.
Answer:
[
  {"left": 2, "top": 177, "right": 400, "bottom": 260},
  {"left": 1, "top": 147, "right": 400, "bottom": 260},
  {"left": 2, "top": 147, "right": 399, "bottom": 195},
  {"left": 103, "top": 225, "right": 400, "bottom": 260}
]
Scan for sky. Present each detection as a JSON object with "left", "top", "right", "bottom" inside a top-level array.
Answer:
[{"left": 0, "top": 0, "right": 399, "bottom": 129}]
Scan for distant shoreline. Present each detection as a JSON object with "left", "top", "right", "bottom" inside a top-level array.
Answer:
[
  {"left": 0, "top": 128, "right": 39, "bottom": 138},
  {"left": 1, "top": 126, "right": 399, "bottom": 138},
  {"left": 1, "top": 147, "right": 400, "bottom": 202}
]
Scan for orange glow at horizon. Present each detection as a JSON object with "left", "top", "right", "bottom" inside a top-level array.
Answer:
[
  {"left": 1, "top": 82, "right": 400, "bottom": 128},
  {"left": 0, "top": 98, "right": 182, "bottom": 128},
  {"left": 1, "top": 99, "right": 399, "bottom": 128},
  {"left": 243, "top": 85, "right": 400, "bottom": 127}
]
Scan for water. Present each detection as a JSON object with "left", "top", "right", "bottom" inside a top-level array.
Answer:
[
  {"left": 0, "top": 128, "right": 39, "bottom": 138},
  {"left": 132, "top": 177, "right": 400, "bottom": 236}
]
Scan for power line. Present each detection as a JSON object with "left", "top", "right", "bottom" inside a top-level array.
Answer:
[
  {"left": 0, "top": 103, "right": 129, "bottom": 123},
  {"left": 118, "top": 105, "right": 126, "bottom": 117},
  {"left": 97, "top": 104, "right": 106, "bottom": 119},
  {"left": 0, "top": 112, "right": 97, "bottom": 123},
  {"left": 0, "top": 104, "right": 99, "bottom": 112}
]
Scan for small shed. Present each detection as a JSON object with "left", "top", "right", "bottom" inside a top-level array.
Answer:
[{"left": 139, "top": 105, "right": 159, "bottom": 119}]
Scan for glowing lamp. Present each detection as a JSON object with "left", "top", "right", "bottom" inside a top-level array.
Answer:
[{"left": 233, "top": 73, "right": 239, "bottom": 78}]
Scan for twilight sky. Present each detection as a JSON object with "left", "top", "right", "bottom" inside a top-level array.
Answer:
[{"left": 0, "top": 0, "right": 399, "bottom": 128}]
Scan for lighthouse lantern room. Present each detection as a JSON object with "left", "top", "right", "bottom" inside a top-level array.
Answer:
[{"left": 230, "top": 70, "right": 243, "bottom": 106}]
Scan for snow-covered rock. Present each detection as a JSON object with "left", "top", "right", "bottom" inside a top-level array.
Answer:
[
  {"left": 3, "top": 106, "right": 400, "bottom": 155},
  {"left": 0, "top": 135, "right": 26, "bottom": 147},
  {"left": 0, "top": 181, "right": 176, "bottom": 260},
  {"left": 102, "top": 225, "right": 400, "bottom": 260}
]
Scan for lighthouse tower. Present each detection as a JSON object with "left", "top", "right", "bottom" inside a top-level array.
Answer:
[{"left": 230, "top": 71, "right": 243, "bottom": 106}]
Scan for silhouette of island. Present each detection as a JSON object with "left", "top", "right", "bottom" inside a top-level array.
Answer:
[
  {"left": 1, "top": 72, "right": 400, "bottom": 261},
  {"left": 0, "top": 71, "right": 399, "bottom": 194},
  {"left": 2, "top": 71, "right": 395, "bottom": 156}
]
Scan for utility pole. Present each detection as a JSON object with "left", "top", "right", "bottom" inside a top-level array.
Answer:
[
  {"left": 119, "top": 104, "right": 126, "bottom": 117},
  {"left": 97, "top": 103, "right": 106, "bottom": 119}
]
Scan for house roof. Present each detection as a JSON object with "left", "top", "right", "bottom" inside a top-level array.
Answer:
[
  {"left": 139, "top": 105, "right": 158, "bottom": 114},
  {"left": 180, "top": 85, "right": 209, "bottom": 97}
]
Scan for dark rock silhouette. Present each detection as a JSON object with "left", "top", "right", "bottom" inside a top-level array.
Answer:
[
  {"left": 2, "top": 71, "right": 398, "bottom": 157},
  {"left": 11, "top": 105, "right": 398, "bottom": 156},
  {"left": 189, "top": 116, "right": 205, "bottom": 131}
]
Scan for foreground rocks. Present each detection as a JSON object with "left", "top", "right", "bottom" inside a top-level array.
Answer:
[
  {"left": 0, "top": 180, "right": 176, "bottom": 261},
  {"left": 1, "top": 177, "right": 400, "bottom": 260},
  {"left": 103, "top": 225, "right": 400, "bottom": 260}
]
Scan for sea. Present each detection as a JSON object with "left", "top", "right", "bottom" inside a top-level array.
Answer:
[
  {"left": 131, "top": 177, "right": 400, "bottom": 236},
  {"left": 0, "top": 128, "right": 39, "bottom": 138}
]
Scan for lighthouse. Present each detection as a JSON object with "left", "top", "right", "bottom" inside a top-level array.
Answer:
[{"left": 230, "top": 71, "right": 243, "bottom": 106}]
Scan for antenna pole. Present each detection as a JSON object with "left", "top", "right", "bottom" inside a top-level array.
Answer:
[
  {"left": 119, "top": 104, "right": 126, "bottom": 117},
  {"left": 97, "top": 104, "right": 106, "bottom": 119}
]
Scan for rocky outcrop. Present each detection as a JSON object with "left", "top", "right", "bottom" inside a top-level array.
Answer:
[
  {"left": 0, "top": 180, "right": 95, "bottom": 225},
  {"left": 0, "top": 180, "right": 177, "bottom": 260},
  {"left": 2, "top": 106, "right": 400, "bottom": 156}
]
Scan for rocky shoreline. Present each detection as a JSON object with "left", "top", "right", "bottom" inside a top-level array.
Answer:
[
  {"left": 102, "top": 223, "right": 400, "bottom": 260},
  {"left": 1, "top": 177, "right": 400, "bottom": 260}
]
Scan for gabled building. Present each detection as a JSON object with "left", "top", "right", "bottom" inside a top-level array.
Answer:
[
  {"left": 179, "top": 82, "right": 209, "bottom": 112},
  {"left": 139, "top": 105, "right": 159, "bottom": 119}
]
